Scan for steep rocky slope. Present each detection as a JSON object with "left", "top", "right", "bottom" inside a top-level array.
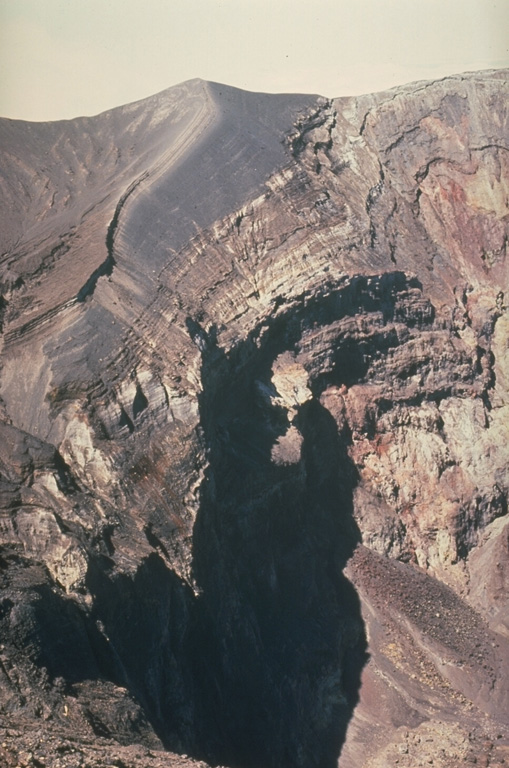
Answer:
[{"left": 0, "top": 70, "right": 508, "bottom": 768}]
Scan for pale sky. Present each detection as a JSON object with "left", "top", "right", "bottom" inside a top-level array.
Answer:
[{"left": 1, "top": 0, "right": 508, "bottom": 122}]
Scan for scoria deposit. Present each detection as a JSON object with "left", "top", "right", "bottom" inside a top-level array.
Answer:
[{"left": 0, "top": 70, "right": 508, "bottom": 767}]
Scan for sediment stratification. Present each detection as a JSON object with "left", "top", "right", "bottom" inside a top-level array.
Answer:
[{"left": 0, "top": 71, "right": 508, "bottom": 768}]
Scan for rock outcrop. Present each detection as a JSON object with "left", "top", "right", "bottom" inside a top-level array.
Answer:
[{"left": 0, "top": 71, "right": 508, "bottom": 767}]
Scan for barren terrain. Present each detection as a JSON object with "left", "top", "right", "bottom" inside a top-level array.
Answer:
[{"left": 1, "top": 70, "right": 508, "bottom": 767}]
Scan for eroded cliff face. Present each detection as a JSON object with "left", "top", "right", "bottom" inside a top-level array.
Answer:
[{"left": 0, "top": 71, "right": 508, "bottom": 768}]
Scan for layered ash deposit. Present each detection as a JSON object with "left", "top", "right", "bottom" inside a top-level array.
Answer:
[{"left": 0, "top": 71, "right": 508, "bottom": 768}]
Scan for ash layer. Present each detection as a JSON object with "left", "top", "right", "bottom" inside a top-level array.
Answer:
[{"left": 0, "top": 71, "right": 508, "bottom": 768}]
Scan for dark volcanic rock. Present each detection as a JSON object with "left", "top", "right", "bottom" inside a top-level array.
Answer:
[{"left": 0, "top": 71, "right": 508, "bottom": 767}]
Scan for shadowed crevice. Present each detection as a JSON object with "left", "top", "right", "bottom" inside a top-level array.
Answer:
[{"left": 187, "top": 309, "right": 368, "bottom": 768}]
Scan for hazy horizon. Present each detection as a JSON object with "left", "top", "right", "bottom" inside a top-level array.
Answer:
[{"left": 1, "top": 0, "right": 508, "bottom": 122}]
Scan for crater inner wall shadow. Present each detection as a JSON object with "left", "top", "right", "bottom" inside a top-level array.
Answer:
[{"left": 188, "top": 297, "right": 371, "bottom": 767}]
